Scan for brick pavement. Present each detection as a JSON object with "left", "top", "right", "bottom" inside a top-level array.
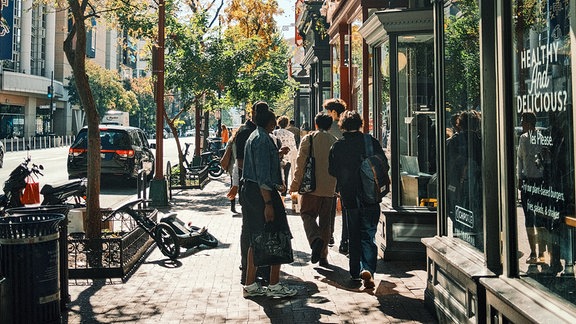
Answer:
[{"left": 65, "top": 177, "right": 437, "bottom": 323}]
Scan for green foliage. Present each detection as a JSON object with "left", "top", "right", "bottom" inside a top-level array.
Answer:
[
  {"left": 65, "top": 61, "right": 139, "bottom": 118},
  {"left": 444, "top": 0, "right": 481, "bottom": 112}
]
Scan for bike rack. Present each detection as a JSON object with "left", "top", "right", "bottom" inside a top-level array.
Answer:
[{"left": 165, "top": 161, "right": 210, "bottom": 199}]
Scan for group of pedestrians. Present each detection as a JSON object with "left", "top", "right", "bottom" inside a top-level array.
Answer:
[{"left": 222, "top": 98, "right": 388, "bottom": 298}]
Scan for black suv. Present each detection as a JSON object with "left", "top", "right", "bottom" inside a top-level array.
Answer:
[{"left": 67, "top": 125, "right": 155, "bottom": 181}]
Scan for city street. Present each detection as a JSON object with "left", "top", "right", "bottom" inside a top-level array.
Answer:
[{"left": 0, "top": 136, "right": 193, "bottom": 208}]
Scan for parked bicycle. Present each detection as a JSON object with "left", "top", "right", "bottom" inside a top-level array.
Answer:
[
  {"left": 183, "top": 140, "right": 224, "bottom": 177},
  {"left": 104, "top": 199, "right": 218, "bottom": 260}
]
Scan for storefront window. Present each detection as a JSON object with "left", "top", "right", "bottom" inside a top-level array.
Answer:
[
  {"left": 397, "top": 34, "right": 435, "bottom": 207},
  {"left": 443, "top": 1, "right": 483, "bottom": 250},
  {"left": 380, "top": 41, "right": 390, "bottom": 150},
  {"left": 351, "top": 15, "right": 363, "bottom": 113},
  {"left": 331, "top": 39, "right": 341, "bottom": 99},
  {"left": 512, "top": 0, "right": 575, "bottom": 304},
  {"left": 0, "top": 105, "right": 25, "bottom": 138}
]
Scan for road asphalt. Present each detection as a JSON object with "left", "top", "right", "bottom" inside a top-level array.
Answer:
[{"left": 65, "top": 176, "right": 437, "bottom": 323}]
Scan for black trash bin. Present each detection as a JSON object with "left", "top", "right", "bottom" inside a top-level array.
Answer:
[
  {"left": 6, "top": 205, "right": 71, "bottom": 312},
  {"left": 0, "top": 213, "right": 65, "bottom": 324}
]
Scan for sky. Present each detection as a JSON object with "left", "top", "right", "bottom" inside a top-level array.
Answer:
[{"left": 275, "top": 0, "right": 296, "bottom": 39}]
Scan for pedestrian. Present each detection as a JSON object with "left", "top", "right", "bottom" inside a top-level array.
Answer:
[
  {"left": 274, "top": 116, "right": 297, "bottom": 196},
  {"left": 221, "top": 124, "right": 230, "bottom": 144},
  {"left": 241, "top": 107, "right": 297, "bottom": 298},
  {"left": 287, "top": 119, "right": 301, "bottom": 147},
  {"left": 235, "top": 101, "right": 271, "bottom": 285},
  {"left": 289, "top": 113, "right": 337, "bottom": 267},
  {"left": 323, "top": 98, "right": 346, "bottom": 252},
  {"left": 224, "top": 129, "right": 240, "bottom": 214},
  {"left": 328, "top": 110, "right": 385, "bottom": 289}
]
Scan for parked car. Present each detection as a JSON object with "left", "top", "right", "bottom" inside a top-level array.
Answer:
[
  {"left": 0, "top": 141, "right": 4, "bottom": 168},
  {"left": 67, "top": 125, "right": 155, "bottom": 181}
]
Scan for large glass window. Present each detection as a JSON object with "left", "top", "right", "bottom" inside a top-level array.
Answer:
[
  {"left": 512, "top": 0, "right": 575, "bottom": 304},
  {"left": 331, "top": 39, "right": 341, "bottom": 99},
  {"left": 397, "top": 34, "right": 435, "bottom": 207},
  {"left": 351, "top": 15, "right": 363, "bottom": 113},
  {"left": 380, "top": 41, "right": 391, "bottom": 150},
  {"left": 443, "top": 1, "right": 483, "bottom": 250}
]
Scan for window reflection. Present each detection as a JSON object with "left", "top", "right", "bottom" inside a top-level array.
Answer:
[
  {"left": 443, "top": 1, "right": 483, "bottom": 250},
  {"left": 513, "top": 0, "right": 576, "bottom": 305},
  {"left": 351, "top": 16, "right": 363, "bottom": 113}
]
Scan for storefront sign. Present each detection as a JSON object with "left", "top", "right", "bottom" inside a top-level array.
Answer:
[{"left": 0, "top": 0, "right": 13, "bottom": 60}]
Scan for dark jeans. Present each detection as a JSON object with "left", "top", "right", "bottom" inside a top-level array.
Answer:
[
  {"left": 282, "top": 162, "right": 291, "bottom": 195},
  {"left": 239, "top": 174, "right": 270, "bottom": 284},
  {"left": 330, "top": 197, "right": 349, "bottom": 244},
  {"left": 345, "top": 204, "right": 380, "bottom": 277}
]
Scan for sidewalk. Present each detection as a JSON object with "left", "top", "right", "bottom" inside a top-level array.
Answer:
[{"left": 65, "top": 177, "right": 437, "bottom": 323}]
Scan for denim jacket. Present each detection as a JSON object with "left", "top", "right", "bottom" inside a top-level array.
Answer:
[{"left": 242, "top": 126, "right": 283, "bottom": 191}]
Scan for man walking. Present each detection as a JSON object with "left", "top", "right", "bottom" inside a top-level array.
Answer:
[
  {"left": 329, "top": 110, "right": 386, "bottom": 289},
  {"left": 323, "top": 98, "right": 346, "bottom": 252},
  {"left": 290, "top": 113, "right": 337, "bottom": 267}
]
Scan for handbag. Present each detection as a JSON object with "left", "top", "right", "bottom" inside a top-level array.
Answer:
[
  {"left": 298, "top": 134, "right": 316, "bottom": 194},
  {"left": 220, "top": 142, "right": 233, "bottom": 171},
  {"left": 20, "top": 176, "right": 40, "bottom": 205},
  {"left": 252, "top": 224, "right": 294, "bottom": 266}
]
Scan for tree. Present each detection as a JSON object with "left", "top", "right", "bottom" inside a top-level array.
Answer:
[
  {"left": 129, "top": 76, "right": 156, "bottom": 132},
  {"left": 66, "top": 60, "right": 139, "bottom": 118},
  {"left": 222, "top": 1, "right": 292, "bottom": 111},
  {"left": 58, "top": 0, "right": 155, "bottom": 243}
]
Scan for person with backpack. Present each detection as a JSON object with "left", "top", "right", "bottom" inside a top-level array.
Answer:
[{"left": 328, "top": 110, "right": 387, "bottom": 289}]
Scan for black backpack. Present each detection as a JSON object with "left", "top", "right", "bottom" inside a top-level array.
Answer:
[{"left": 359, "top": 134, "right": 390, "bottom": 204}]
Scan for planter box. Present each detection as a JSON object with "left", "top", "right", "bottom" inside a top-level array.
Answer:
[{"left": 68, "top": 209, "right": 157, "bottom": 280}]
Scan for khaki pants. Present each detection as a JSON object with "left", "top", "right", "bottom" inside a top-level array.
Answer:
[{"left": 300, "top": 194, "right": 334, "bottom": 258}]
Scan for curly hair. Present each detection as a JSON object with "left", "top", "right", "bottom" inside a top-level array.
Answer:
[
  {"left": 339, "top": 110, "right": 362, "bottom": 131},
  {"left": 277, "top": 115, "right": 289, "bottom": 128},
  {"left": 323, "top": 98, "right": 347, "bottom": 116}
]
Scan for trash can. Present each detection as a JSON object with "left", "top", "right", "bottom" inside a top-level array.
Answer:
[
  {"left": 0, "top": 213, "right": 65, "bottom": 324},
  {"left": 6, "top": 205, "right": 71, "bottom": 312}
]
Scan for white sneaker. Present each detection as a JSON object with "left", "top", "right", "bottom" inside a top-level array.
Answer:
[
  {"left": 243, "top": 282, "right": 267, "bottom": 298},
  {"left": 266, "top": 283, "right": 297, "bottom": 298}
]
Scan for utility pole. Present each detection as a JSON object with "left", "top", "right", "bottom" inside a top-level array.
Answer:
[{"left": 149, "top": 0, "right": 169, "bottom": 206}]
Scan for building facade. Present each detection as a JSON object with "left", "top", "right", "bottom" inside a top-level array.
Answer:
[
  {"left": 296, "top": 0, "right": 576, "bottom": 321},
  {"left": 0, "top": 1, "right": 145, "bottom": 138}
]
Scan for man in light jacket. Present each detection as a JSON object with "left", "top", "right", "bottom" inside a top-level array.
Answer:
[{"left": 289, "top": 113, "right": 337, "bottom": 267}]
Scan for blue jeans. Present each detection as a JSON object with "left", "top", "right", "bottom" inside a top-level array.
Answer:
[{"left": 345, "top": 205, "right": 380, "bottom": 278}]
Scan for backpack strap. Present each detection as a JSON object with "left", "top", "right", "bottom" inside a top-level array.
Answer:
[{"left": 363, "top": 133, "right": 373, "bottom": 157}]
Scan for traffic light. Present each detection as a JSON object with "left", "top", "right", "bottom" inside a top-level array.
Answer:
[{"left": 47, "top": 86, "right": 53, "bottom": 99}]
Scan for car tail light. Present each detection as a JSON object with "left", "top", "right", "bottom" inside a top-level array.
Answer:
[
  {"left": 69, "top": 148, "right": 87, "bottom": 156},
  {"left": 115, "top": 149, "right": 135, "bottom": 158}
]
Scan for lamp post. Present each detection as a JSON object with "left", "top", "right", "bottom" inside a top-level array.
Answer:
[{"left": 149, "top": 0, "right": 169, "bottom": 206}]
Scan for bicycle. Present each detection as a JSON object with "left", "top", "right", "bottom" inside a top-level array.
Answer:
[
  {"left": 183, "top": 140, "right": 224, "bottom": 177},
  {"left": 103, "top": 199, "right": 218, "bottom": 260}
]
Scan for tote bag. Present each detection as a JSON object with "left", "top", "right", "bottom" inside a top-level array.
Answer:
[
  {"left": 20, "top": 177, "right": 40, "bottom": 205},
  {"left": 298, "top": 134, "right": 316, "bottom": 194}
]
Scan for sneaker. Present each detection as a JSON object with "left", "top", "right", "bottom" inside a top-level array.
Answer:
[
  {"left": 319, "top": 258, "right": 330, "bottom": 267},
  {"left": 266, "top": 283, "right": 297, "bottom": 298},
  {"left": 311, "top": 238, "right": 324, "bottom": 264},
  {"left": 339, "top": 241, "right": 349, "bottom": 255},
  {"left": 361, "top": 270, "right": 375, "bottom": 289},
  {"left": 243, "top": 282, "right": 267, "bottom": 298},
  {"left": 329, "top": 237, "right": 335, "bottom": 247}
]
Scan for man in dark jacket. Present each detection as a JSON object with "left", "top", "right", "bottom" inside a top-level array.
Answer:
[{"left": 329, "top": 110, "right": 386, "bottom": 289}]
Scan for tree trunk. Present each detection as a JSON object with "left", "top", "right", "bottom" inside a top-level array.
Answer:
[{"left": 64, "top": 1, "right": 101, "bottom": 243}]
